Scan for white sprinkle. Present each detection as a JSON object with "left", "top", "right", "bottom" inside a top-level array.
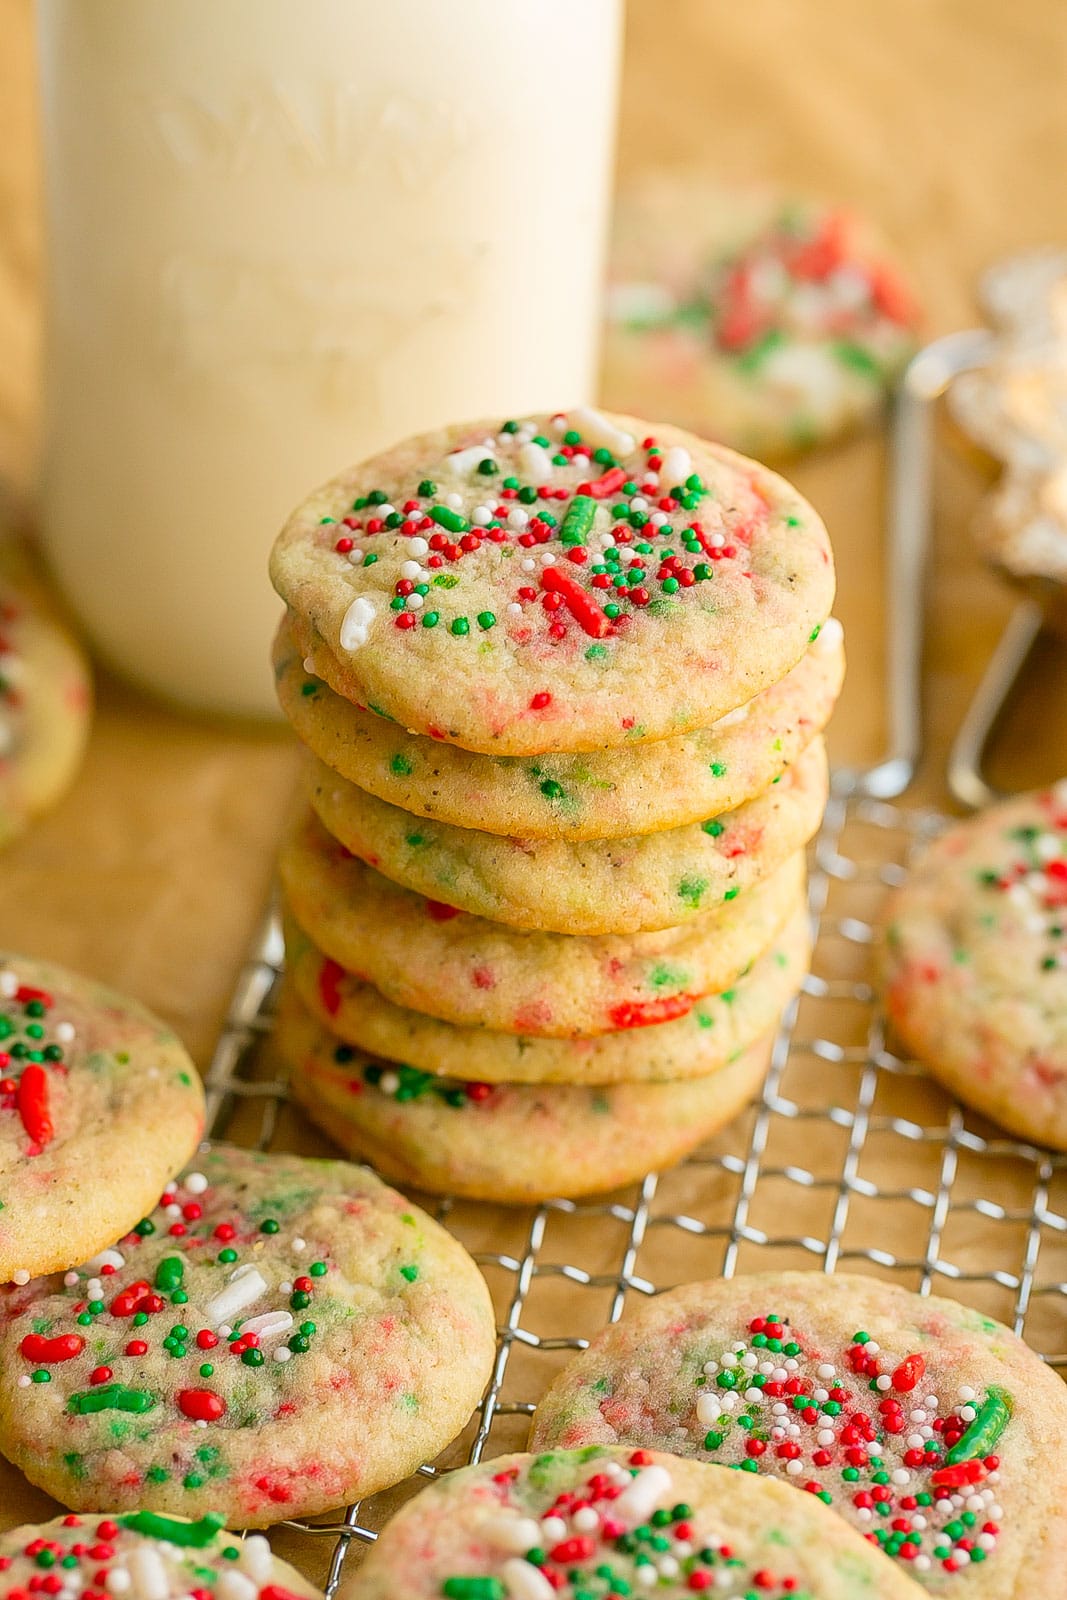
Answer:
[
  {"left": 614, "top": 1463, "right": 673, "bottom": 1526},
  {"left": 240, "top": 1310, "right": 294, "bottom": 1341},
  {"left": 17, "top": 1374, "right": 30, "bottom": 1387},
  {"left": 55, "top": 1021, "right": 76, "bottom": 1044},
  {"left": 446, "top": 446, "right": 494, "bottom": 477},
  {"left": 891, "top": 1469, "right": 910, "bottom": 1485},
  {"left": 959, "top": 1405, "right": 977, "bottom": 1423},
  {"left": 649, "top": 511, "right": 669, "bottom": 527},
  {"left": 472, "top": 507, "right": 494, "bottom": 527},
  {"left": 519, "top": 441, "right": 554, "bottom": 484},
  {"left": 408, "top": 536, "right": 430, "bottom": 557},
  {"left": 813, "top": 1388, "right": 829, "bottom": 1403},
  {"left": 126, "top": 1548, "right": 169, "bottom": 1600},
  {"left": 811, "top": 616, "right": 844, "bottom": 655},
  {"left": 204, "top": 1265, "right": 269, "bottom": 1327},
  {"left": 163, "top": 1204, "right": 182, "bottom": 1219},
  {"left": 507, "top": 603, "right": 523, "bottom": 616},
  {"left": 630, "top": 496, "right": 649, "bottom": 512},
  {"left": 785, "top": 1459, "right": 804, "bottom": 1476},
  {"left": 817, "top": 1365, "right": 837, "bottom": 1383},
  {"left": 572, "top": 1507, "right": 599, "bottom": 1533},
  {"left": 483, "top": 1514, "right": 544, "bottom": 1554},
  {"left": 501, "top": 1559, "right": 554, "bottom": 1600},
  {"left": 64, "top": 1272, "right": 79, "bottom": 1287},
  {"left": 12, "top": 1270, "right": 29, "bottom": 1286},
  {"left": 521, "top": 557, "right": 537, "bottom": 572},
  {"left": 105, "top": 1576, "right": 132, "bottom": 1596},
  {"left": 744, "top": 1387, "right": 763, "bottom": 1403},
  {"left": 83, "top": 1248, "right": 126, "bottom": 1274},
  {"left": 444, "top": 492, "right": 463, "bottom": 511},
  {"left": 660, "top": 446, "right": 692, "bottom": 487},
  {"left": 405, "top": 593, "right": 424, "bottom": 611},
  {"left": 292, "top": 1237, "right": 306, "bottom": 1252},
  {"left": 634, "top": 1569, "right": 656, "bottom": 1589},
  {"left": 86, "top": 1278, "right": 103, "bottom": 1301},
  {"left": 340, "top": 596, "right": 376, "bottom": 652},
  {"left": 272, "top": 1346, "right": 291, "bottom": 1362},
  {"left": 567, "top": 405, "right": 635, "bottom": 459},
  {"left": 817, "top": 1428, "right": 836, "bottom": 1446},
  {"left": 380, "top": 1070, "right": 400, "bottom": 1095},
  {"left": 507, "top": 509, "right": 529, "bottom": 530},
  {"left": 957, "top": 1384, "right": 976, "bottom": 1402},
  {"left": 906, "top": 1434, "right": 925, "bottom": 1450},
  {"left": 656, "top": 1557, "right": 679, "bottom": 1579},
  {"left": 875, "top": 1374, "right": 892, "bottom": 1390},
  {"left": 0, "top": 970, "right": 16, "bottom": 998},
  {"left": 540, "top": 1516, "right": 566, "bottom": 1542},
  {"left": 217, "top": 1574, "right": 257, "bottom": 1600},
  {"left": 696, "top": 1392, "right": 722, "bottom": 1425},
  {"left": 540, "top": 551, "right": 556, "bottom": 566},
  {"left": 914, "top": 1555, "right": 931, "bottom": 1572},
  {"left": 347, "top": 549, "right": 364, "bottom": 566},
  {"left": 238, "top": 1536, "right": 275, "bottom": 1583},
  {"left": 399, "top": 560, "right": 422, "bottom": 580}
]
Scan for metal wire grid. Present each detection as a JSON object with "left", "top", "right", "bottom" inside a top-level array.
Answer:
[{"left": 203, "top": 771, "right": 1067, "bottom": 1590}]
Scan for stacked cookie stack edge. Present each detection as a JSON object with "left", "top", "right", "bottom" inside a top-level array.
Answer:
[{"left": 269, "top": 407, "right": 842, "bottom": 1201}]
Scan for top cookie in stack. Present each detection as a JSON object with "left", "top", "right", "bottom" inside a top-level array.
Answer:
[
  {"left": 271, "top": 406, "right": 834, "bottom": 754},
  {"left": 270, "top": 408, "right": 841, "bottom": 1200}
]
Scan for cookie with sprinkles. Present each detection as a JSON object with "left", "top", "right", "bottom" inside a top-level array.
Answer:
[
  {"left": 0, "top": 953, "right": 205, "bottom": 1282},
  {"left": 305, "top": 737, "right": 827, "bottom": 936},
  {"left": 339, "top": 1444, "right": 923, "bottom": 1600},
  {"left": 269, "top": 409, "right": 834, "bottom": 755},
  {"left": 0, "top": 1144, "right": 495, "bottom": 1523},
  {"left": 602, "top": 179, "right": 920, "bottom": 459},
  {"left": 276, "top": 991, "right": 777, "bottom": 1204},
  {"left": 0, "top": 1513, "right": 320, "bottom": 1600},
  {"left": 280, "top": 813, "right": 806, "bottom": 1037},
  {"left": 882, "top": 785, "right": 1067, "bottom": 1148},
  {"left": 530, "top": 1271, "right": 1067, "bottom": 1594},
  {"left": 283, "top": 903, "right": 810, "bottom": 1086},
  {"left": 0, "top": 540, "right": 91, "bottom": 850},
  {"left": 277, "top": 613, "right": 843, "bottom": 841}
]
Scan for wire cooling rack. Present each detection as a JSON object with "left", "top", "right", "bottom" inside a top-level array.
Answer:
[{"left": 204, "top": 767, "right": 1067, "bottom": 1591}]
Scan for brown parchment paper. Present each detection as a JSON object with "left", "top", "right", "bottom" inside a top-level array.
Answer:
[{"left": 1, "top": 0, "right": 1067, "bottom": 1555}]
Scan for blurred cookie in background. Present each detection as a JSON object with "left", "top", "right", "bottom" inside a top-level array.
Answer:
[
  {"left": 0, "top": 537, "right": 91, "bottom": 849},
  {"left": 601, "top": 177, "right": 921, "bottom": 459}
]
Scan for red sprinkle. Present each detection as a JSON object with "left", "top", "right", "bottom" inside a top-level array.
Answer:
[{"left": 177, "top": 1389, "right": 227, "bottom": 1422}]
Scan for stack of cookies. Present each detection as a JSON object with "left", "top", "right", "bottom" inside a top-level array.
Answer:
[{"left": 269, "top": 408, "right": 842, "bottom": 1201}]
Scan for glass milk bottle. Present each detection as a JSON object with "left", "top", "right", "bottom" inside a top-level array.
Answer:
[{"left": 35, "top": 0, "right": 622, "bottom": 718}]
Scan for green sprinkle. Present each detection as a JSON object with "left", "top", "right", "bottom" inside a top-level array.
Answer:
[
  {"left": 400, "top": 1264, "right": 419, "bottom": 1282},
  {"left": 702, "top": 819, "right": 724, "bottom": 837},
  {"left": 723, "top": 887, "right": 740, "bottom": 902},
  {"left": 540, "top": 779, "right": 565, "bottom": 801},
  {"left": 422, "top": 611, "right": 440, "bottom": 628},
  {"left": 450, "top": 617, "right": 470, "bottom": 637},
  {"left": 945, "top": 1387, "right": 1012, "bottom": 1464},
  {"left": 476, "top": 611, "right": 496, "bottom": 630},
  {"left": 559, "top": 494, "right": 596, "bottom": 547},
  {"left": 68, "top": 1384, "right": 155, "bottom": 1416},
  {"left": 310, "top": 1261, "right": 328, "bottom": 1276},
  {"left": 430, "top": 506, "right": 469, "bottom": 534}
]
